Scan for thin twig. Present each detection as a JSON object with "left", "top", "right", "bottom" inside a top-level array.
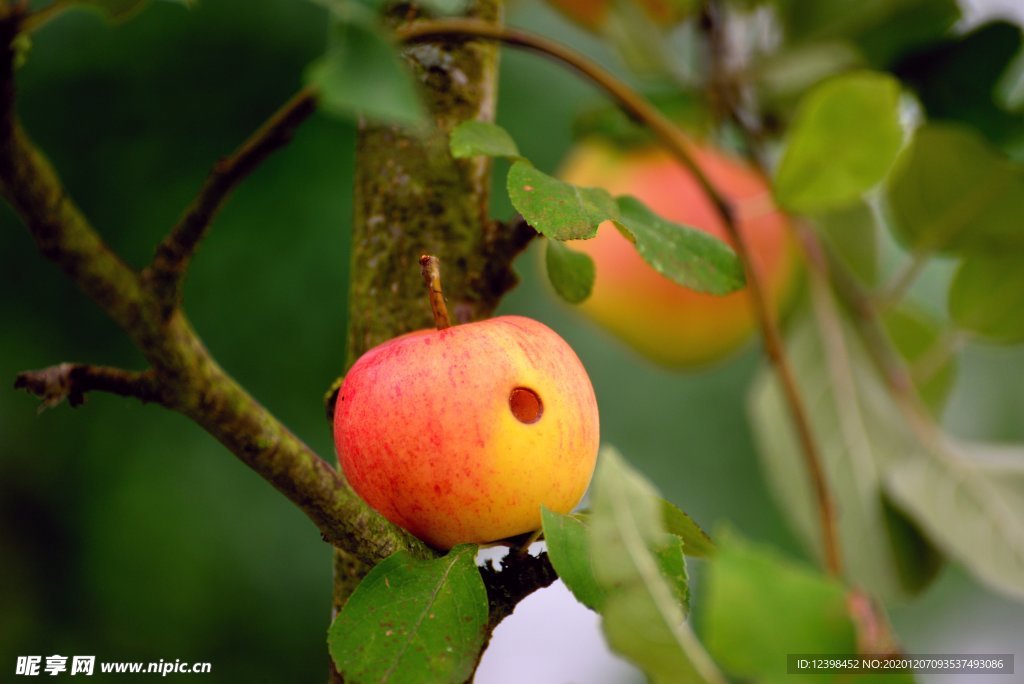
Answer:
[
  {"left": 145, "top": 87, "right": 318, "bottom": 315},
  {"left": 399, "top": 17, "right": 843, "bottom": 578},
  {"left": 14, "top": 363, "right": 163, "bottom": 410}
]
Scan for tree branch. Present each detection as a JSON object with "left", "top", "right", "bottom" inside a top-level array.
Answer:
[
  {"left": 480, "top": 550, "right": 558, "bottom": 629},
  {"left": 145, "top": 87, "right": 318, "bottom": 316},
  {"left": 397, "top": 16, "right": 842, "bottom": 577},
  {"left": 0, "top": 15, "right": 425, "bottom": 565},
  {"left": 14, "top": 363, "right": 163, "bottom": 410}
]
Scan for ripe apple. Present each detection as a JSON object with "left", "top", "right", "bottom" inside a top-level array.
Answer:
[
  {"left": 559, "top": 139, "right": 801, "bottom": 368},
  {"left": 333, "top": 315, "right": 600, "bottom": 549}
]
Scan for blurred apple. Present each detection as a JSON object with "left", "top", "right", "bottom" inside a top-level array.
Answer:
[
  {"left": 334, "top": 315, "right": 599, "bottom": 549},
  {"left": 560, "top": 139, "right": 801, "bottom": 368}
]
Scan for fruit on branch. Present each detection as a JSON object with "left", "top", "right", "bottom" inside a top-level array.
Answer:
[
  {"left": 560, "top": 139, "right": 800, "bottom": 368},
  {"left": 547, "top": 0, "right": 684, "bottom": 31},
  {"left": 334, "top": 259, "right": 599, "bottom": 549}
]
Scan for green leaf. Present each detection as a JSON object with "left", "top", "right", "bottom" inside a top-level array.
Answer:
[
  {"left": 327, "top": 545, "right": 487, "bottom": 684},
  {"left": 544, "top": 239, "right": 595, "bottom": 304},
  {"left": 589, "top": 447, "right": 721, "bottom": 684},
  {"left": 774, "top": 71, "right": 903, "bottom": 213},
  {"left": 613, "top": 195, "right": 745, "bottom": 296},
  {"left": 540, "top": 507, "right": 605, "bottom": 611},
  {"left": 895, "top": 21, "right": 1024, "bottom": 147},
  {"left": 307, "top": 8, "right": 425, "bottom": 127},
  {"left": 773, "top": 0, "right": 902, "bottom": 44},
  {"left": 881, "top": 491, "right": 945, "bottom": 595},
  {"left": 661, "top": 499, "right": 716, "bottom": 558},
  {"left": 949, "top": 255, "right": 1024, "bottom": 343},
  {"left": 814, "top": 200, "right": 878, "bottom": 285},
  {"left": 654, "top": 536, "right": 690, "bottom": 615},
  {"left": 754, "top": 42, "right": 863, "bottom": 103},
  {"left": 748, "top": 312, "right": 942, "bottom": 599},
  {"left": 885, "top": 439, "right": 1024, "bottom": 600},
  {"left": 449, "top": 121, "right": 521, "bottom": 160},
  {"left": 851, "top": 0, "right": 960, "bottom": 68},
  {"left": 886, "top": 124, "right": 1024, "bottom": 255},
  {"left": 880, "top": 304, "right": 958, "bottom": 415},
  {"left": 702, "top": 532, "right": 857, "bottom": 684},
  {"left": 507, "top": 161, "right": 618, "bottom": 240}
]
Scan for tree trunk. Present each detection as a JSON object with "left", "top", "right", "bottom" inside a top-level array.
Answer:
[{"left": 333, "top": 0, "right": 523, "bottom": 616}]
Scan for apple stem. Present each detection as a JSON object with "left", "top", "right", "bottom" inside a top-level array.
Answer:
[{"left": 419, "top": 254, "right": 452, "bottom": 330}]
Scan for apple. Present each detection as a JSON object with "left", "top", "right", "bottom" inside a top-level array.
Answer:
[
  {"left": 560, "top": 139, "right": 800, "bottom": 368},
  {"left": 333, "top": 314, "right": 600, "bottom": 549}
]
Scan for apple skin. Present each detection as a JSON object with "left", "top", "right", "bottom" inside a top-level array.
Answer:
[
  {"left": 334, "top": 315, "right": 599, "bottom": 550},
  {"left": 560, "top": 140, "right": 801, "bottom": 368}
]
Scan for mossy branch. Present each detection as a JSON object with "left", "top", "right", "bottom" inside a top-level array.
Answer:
[{"left": 0, "top": 5, "right": 426, "bottom": 565}]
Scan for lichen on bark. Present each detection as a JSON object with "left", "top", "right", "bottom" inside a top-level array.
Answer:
[
  {"left": 334, "top": 0, "right": 545, "bottom": 614},
  {"left": 346, "top": 0, "right": 509, "bottom": 366}
]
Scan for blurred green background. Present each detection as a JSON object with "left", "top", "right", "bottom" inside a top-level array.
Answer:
[{"left": 2, "top": 1, "right": 1023, "bottom": 681}]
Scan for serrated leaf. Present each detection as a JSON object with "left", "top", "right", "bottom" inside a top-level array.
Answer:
[
  {"left": 654, "top": 536, "right": 690, "bottom": 615},
  {"left": 661, "top": 499, "right": 715, "bottom": 557},
  {"left": 449, "top": 121, "right": 521, "bottom": 160},
  {"left": 774, "top": 71, "right": 903, "bottom": 213},
  {"left": 702, "top": 532, "right": 858, "bottom": 684},
  {"left": 327, "top": 545, "right": 487, "bottom": 684},
  {"left": 544, "top": 239, "right": 595, "bottom": 304},
  {"left": 589, "top": 447, "right": 721, "bottom": 684},
  {"left": 748, "top": 311, "right": 942, "bottom": 599},
  {"left": 307, "top": 9, "right": 425, "bottom": 127},
  {"left": 885, "top": 439, "right": 1024, "bottom": 600},
  {"left": 540, "top": 507, "right": 605, "bottom": 611},
  {"left": 563, "top": 505, "right": 714, "bottom": 559},
  {"left": 613, "top": 195, "right": 745, "bottom": 295},
  {"left": 507, "top": 161, "right": 618, "bottom": 240},
  {"left": 880, "top": 304, "right": 957, "bottom": 415},
  {"left": 886, "top": 124, "right": 1024, "bottom": 255},
  {"left": 948, "top": 255, "right": 1024, "bottom": 343}
]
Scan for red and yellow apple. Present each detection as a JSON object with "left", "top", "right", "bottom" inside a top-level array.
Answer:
[
  {"left": 559, "top": 139, "right": 800, "bottom": 368},
  {"left": 333, "top": 315, "right": 599, "bottom": 549}
]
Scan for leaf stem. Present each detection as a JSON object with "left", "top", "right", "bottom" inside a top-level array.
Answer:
[
  {"left": 419, "top": 254, "right": 452, "bottom": 330},
  {"left": 399, "top": 17, "right": 843, "bottom": 578}
]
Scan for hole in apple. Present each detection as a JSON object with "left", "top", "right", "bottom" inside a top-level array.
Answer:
[{"left": 509, "top": 387, "right": 543, "bottom": 424}]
